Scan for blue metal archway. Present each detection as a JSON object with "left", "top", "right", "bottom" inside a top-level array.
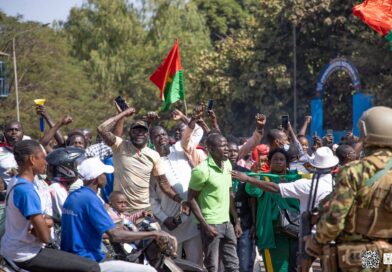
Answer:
[{"left": 310, "top": 57, "right": 373, "bottom": 140}]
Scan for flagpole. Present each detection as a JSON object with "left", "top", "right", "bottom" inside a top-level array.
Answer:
[{"left": 183, "top": 99, "right": 188, "bottom": 117}]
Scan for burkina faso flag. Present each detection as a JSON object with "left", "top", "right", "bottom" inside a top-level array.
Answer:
[
  {"left": 353, "top": 0, "right": 392, "bottom": 49},
  {"left": 149, "top": 39, "right": 184, "bottom": 111}
]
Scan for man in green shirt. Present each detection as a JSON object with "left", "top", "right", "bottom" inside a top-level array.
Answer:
[{"left": 188, "top": 133, "right": 240, "bottom": 272}]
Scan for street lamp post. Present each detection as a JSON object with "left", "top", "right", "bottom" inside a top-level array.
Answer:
[{"left": 9, "top": 23, "right": 49, "bottom": 122}]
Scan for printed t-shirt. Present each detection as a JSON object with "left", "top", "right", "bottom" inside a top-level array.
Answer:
[
  {"left": 0, "top": 176, "right": 44, "bottom": 262},
  {"left": 189, "top": 155, "right": 232, "bottom": 224},
  {"left": 61, "top": 186, "right": 115, "bottom": 262},
  {"left": 111, "top": 136, "right": 165, "bottom": 211}
]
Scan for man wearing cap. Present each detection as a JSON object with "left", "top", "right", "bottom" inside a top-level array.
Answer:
[
  {"left": 61, "top": 157, "right": 170, "bottom": 272},
  {"left": 304, "top": 106, "right": 392, "bottom": 271},
  {"left": 97, "top": 107, "right": 188, "bottom": 214}
]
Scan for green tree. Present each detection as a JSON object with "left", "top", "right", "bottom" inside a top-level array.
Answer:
[
  {"left": 190, "top": 0, "right": 392, "bottom": 135},
  {"left": 0, "top": 12, "right": 113, "bottom": 139}
]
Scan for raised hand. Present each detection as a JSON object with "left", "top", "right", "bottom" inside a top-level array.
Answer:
[
  {"left": 192, "top": 103, "right": 205, "bottom": 120},
  {"left": 146, "top": 111, "right": 160, "bottom": 122},
  {"left": 36, "top": 105, "right": 47, "bottom": 117},
  {"left": 305, "top": 115, "right": 312, "bottom": 124},
  {"left": 123, "top": 107, "right": 136, "bottom": 117},
  {"left": 207, "top": 110, "right": 217, "bottom": 121},
  {"left": 61, "top": 115, "right": 73, "bottom": 126},
  {"left": 255, "top": 113, "right": 266, "bottom": 130},
  {"left": 171, "top": 109, "right": 185, "bottom": 121}
]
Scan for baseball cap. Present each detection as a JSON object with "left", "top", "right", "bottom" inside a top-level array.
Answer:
[
  {"left": 130, "top": 120, "right": 148, "bottom": 130},
  {"left": 77, "top": 157, "right": 114, "bottom": 181}
]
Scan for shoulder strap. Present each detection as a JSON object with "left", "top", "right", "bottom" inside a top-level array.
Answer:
[
  {"left": 5, "top": 182, "right": 25, "bottom": 206},
  {"left": 365, "top": 157, "right": 392, "bottom": 187}
]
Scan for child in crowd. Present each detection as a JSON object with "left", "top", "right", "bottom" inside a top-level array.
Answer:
[{"left": 106, "top": 191, "right": 148, "bottom": 227}]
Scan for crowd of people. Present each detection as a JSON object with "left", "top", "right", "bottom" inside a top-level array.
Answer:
[{"left": 0, "top": 100, "right": 391, "bottom": 272}]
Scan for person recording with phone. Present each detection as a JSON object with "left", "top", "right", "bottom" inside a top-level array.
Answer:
[{"left": 97, "top": 106, "right": 189, "bottom": 217}]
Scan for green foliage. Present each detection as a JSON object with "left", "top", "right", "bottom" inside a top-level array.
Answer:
[
  {"left": 1, "top": 0, "right": 392, "bottom": 139},
  {"left": 0, "top": 12, "right": 113, "bottom": 139},
  {"left": 192, "top": 0, "right": 392, "bottom": 135}
]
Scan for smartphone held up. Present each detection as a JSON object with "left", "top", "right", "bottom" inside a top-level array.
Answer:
[
  {"left": 114, "top": 96, "right": 129, "bottom": 112},
  {"left": 281, "top": 115, "right": 289, "bottom": 130}
]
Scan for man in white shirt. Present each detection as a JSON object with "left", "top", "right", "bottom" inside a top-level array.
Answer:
[{"left": 149, "top": 125, "right": 203, "bottom": 266}]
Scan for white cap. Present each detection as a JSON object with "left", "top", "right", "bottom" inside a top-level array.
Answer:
[
  {"left": 309, "top": 146, "right": 339, "bottom": 169},
  {"left": 77, "top": 157, "right": 114, "bottom": 181}
]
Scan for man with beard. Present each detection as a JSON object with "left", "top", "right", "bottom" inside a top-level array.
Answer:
[
  {"left": 149, "top": 125, "right": 203, "bottom": 266},
  {"left": 97, "top": 107, "right": 189, "bottom": 214}
]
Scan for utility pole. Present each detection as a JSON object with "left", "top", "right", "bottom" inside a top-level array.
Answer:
[
  {"left": 10, "top": 23, "right": 49, "bottom": 122},
  {"left": 293, "top": 24, "right": 297, "bottom": 131},
  {"left": 12, "top": 37, "right": 20, "bottom": 122}
]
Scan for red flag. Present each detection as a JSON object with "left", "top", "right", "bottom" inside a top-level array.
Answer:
[
  {"left": 149, "top": 39, "right": 183, "bottom": 101},
  {"left": 353, "top": 0, "right": 392, "bottom": 37}
]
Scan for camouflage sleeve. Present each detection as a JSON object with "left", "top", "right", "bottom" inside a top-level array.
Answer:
[{"left": 315, "top": 165, "right": 358, "bottom": 244}]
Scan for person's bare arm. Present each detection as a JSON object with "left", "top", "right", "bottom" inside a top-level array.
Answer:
[
  {"left": 232, "top": 171, "right": 280, "bottom": 193},
  {"left": 207, "top": 110, "right": 220, "bottom": 132},
  {"left": 188, "top": 188, "right": 218, "bottom": 238},
  {"left": 172, "top": 109, "right": 190, "bottom": 125},
  {"left": 36, "top": 105, "right": 65, "bottom": 146},
  {"left": 113, "top": 117, "right": 126, "bottom": 137},
  {"left": 230, "top": 190, "right": 243, "bottom": 238},
  {"left": 40, "top": 115, "right": 72, "bottom": 152},
  {"left": 238, "top": 113, "right": 266, "bottom": 160},
  {"left": 157, "top": 175, "right": 190, "bottom": 214},
  {"left": 30, "top": 214, "right": 51, "bottom": 244},
  {"left": 97, "top": 107, "right": 136, "bottom": 146},
  {"left": 107, "top": 228, "right": 167, "bottom": 243},
  {"left": 298, "top": 115, "right": 312, "bottom": 136},
  {"left": 196, "top": 118, "right": 210, "bottom": 134},
  {"left": 249, "top": 197, "right": 256, "bottom": 239}
]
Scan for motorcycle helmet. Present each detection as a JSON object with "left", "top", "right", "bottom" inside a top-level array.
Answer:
[{"left": 46, "top": 147, "right": 86, "bottom": 180}]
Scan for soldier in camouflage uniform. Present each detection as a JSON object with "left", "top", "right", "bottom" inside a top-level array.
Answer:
[{"left": 305, "top": 106, "right": 392, "bottom": 272}]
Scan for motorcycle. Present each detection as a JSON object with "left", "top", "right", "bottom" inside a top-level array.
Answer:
[{"left": 104, "top": 216, "right": 205, "bottom": 272}]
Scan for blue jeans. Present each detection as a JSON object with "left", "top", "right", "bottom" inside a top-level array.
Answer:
[{"left": 237, "top": 228, "right": 255, "bottom": 272}]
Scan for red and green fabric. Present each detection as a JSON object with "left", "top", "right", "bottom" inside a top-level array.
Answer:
[
  {"left": 149, "top": 39, "right": 185, "bottom": 111},
  {"left": 353, "top": 0, "right": 392, "bottom": 50}
]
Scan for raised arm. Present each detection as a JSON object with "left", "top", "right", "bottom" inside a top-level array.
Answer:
[
  {"left": 287, "top": 121, "right": 305, "bottom": 158},
  {"left": 40, "top": 115, "right": 72, "bottom": 152},
  {"left": 238, "top": 113, "right": 266, "bottom": 160},
  {"left": 207, "top": 110, "right": 220, "bottom": 132},
  {"left": 172, "top": 109, "right": 190, "bottom": 125},
  {"left": 36, "top": 104, "right": 65, "bottom": 146},
  {"left": 298, "top": 115, "right": 312, "bottom": 137},
  {"left": 181, "top": 105, "right": 208, "bottom": 165},
  {"left": 97, "top": 107, "right": 136, "bottom": 146}
]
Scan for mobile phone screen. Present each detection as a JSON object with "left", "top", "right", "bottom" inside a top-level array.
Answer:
[
  {"left": 114, "top": 96, "right": 129, "bottom": 112},
  {"left": 207, "top": 100, "right": 214, "bottom": 111},
  {"left": 281, "top": 115, "right": 289, "bottom": 129}
]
